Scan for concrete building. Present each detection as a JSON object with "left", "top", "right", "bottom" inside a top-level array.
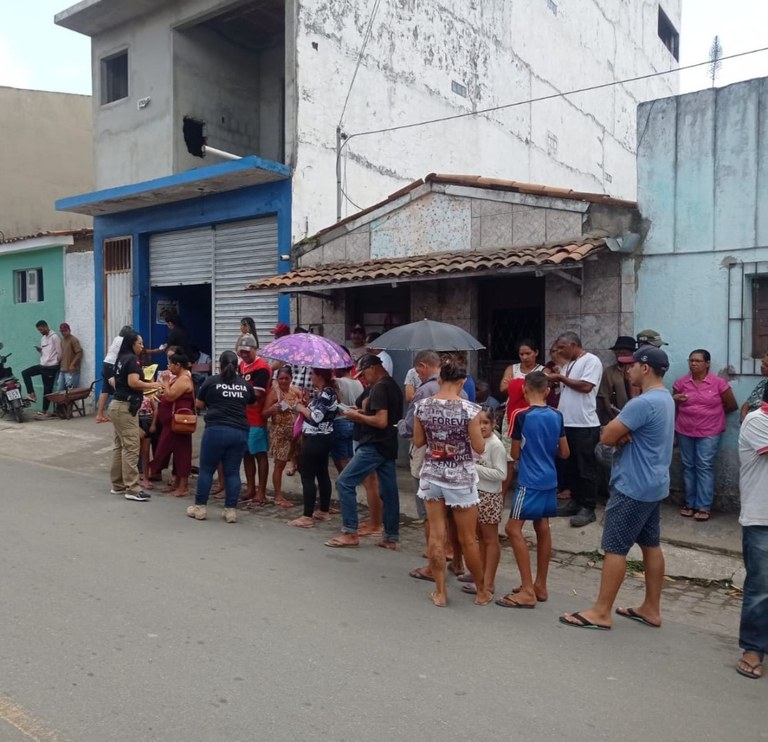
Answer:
[
  {"left": 54, "top": 0, "right": 680, "bottom": 369},
  {"left": 248, "top": 174, "right": 642, "bottom": 392},
  {"left": 634, "top": 76, "right": 768, "bottom": 511},
  {"left": 0, "top": 88, "right": 95, "bottom": 398}
]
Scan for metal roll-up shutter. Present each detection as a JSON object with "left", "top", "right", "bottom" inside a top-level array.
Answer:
[
  {"left": 150, "top": 227, "right": 213, "bottom": 286},
  {"left": 213, "top": 217, "right": 279, "bottom": 360}
]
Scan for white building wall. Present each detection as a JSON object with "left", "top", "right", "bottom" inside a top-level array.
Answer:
[
  {"left": 292, "top": 0, "right": 681, "bottom": 238},
  {"left": 64, "top": 249, "right": 96, "bottom": 390}
]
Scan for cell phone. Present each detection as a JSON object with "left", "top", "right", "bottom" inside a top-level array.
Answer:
[{"left": 337, "top": 403, "right": 352, "bottom": 412}]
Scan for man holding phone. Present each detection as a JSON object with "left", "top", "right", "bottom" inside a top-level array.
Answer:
[{"left": 21, "top": 320, "right": 61, "bottom": 420}]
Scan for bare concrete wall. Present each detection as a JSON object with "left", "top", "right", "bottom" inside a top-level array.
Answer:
[{"left": 0, "top": 87, "right": 93, "bottom": 239}]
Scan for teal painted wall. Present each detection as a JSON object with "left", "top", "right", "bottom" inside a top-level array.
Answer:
[{"left": 0, "top": 246, "right": 65, "bottom": 393}]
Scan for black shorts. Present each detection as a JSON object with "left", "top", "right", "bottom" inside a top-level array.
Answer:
[
  {"left": 101, "top": 362, "right": 115, "bottom": 387},
  {"left": 600, "top": 490, "right": 661, "bottom": 556}
]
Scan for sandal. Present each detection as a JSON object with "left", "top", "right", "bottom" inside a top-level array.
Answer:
[
  {"left": 693, "top": 510, "right": 711, "bottom": 521},
  {"left": 679, "top": 506, "right": 695, "bottom": 517}
]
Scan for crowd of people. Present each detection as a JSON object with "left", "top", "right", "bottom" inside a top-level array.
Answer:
[{"left": 20, "top": 313, "right": 765, "bottom": 682}]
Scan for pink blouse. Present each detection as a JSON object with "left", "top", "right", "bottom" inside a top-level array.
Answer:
[{"left": 672, "top": 372, "right": 730, "bottom": 438}]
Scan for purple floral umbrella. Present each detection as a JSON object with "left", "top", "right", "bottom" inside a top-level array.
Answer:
[{"left": 258, "top": 334, "right": 353, "bottom": 369}]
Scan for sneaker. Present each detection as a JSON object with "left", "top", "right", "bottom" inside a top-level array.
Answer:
[
  {"left": 124, "top": 491, "right": 151, "bottom": 502},
  {"left": 570, "top": 508, "right": 596, "bottom": 527},
  {"left": 109, "top": 489, "right": 126, "bottom": 495},
  {"left": 186, "top": 504, "right": 207, "bottom": 520},
  {"left": 222, "top": 508, "right": 237, "bottom": 524},
  {"left": 556, "top": 501, "right": 581, "bottom": 517}
]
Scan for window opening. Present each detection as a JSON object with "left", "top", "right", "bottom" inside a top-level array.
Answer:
[{"left": 102, "top": 51, "right": 128, "bottom": 104}]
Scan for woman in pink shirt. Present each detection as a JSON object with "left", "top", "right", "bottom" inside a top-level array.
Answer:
[{"left": 672, "top": 349, "right": 738, "bottom": 521}]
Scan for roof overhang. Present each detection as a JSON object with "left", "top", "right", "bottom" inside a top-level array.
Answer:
[
  {"left": 247, "top": 239, "right": 607, "bottom": 294},
  {"left": 55, "top": 0, "right": 167, "bottom": 36},
  {"left": 0, "top": 233, "right": 80, "bottom": 256},
  {"left": 56, "top": 156, "right": 291, "bottom": 216}
]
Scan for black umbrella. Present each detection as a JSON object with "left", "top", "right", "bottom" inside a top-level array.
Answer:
[{"left": 371, "top": 319, "right": 485, "bottom": 351}]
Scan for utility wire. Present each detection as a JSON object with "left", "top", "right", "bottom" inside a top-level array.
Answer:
[
  {"left": 341, "top": 45, "right": 768, "bottom": 150},
  {"left": 338, "top": 0, "right": 382, "bottom": 128}
]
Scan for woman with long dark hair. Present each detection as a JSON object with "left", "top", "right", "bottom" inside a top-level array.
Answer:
[
  {"left": 187, "top": 351, "right": 255, "bottom": 524},
  {"left": 235, "top": 317, "right": 259, "bottom": 353},
  {"left": 413, "top": 358, "right": 493, "bottom": 607},
  {"left": 289, "top": 368, "right": 338, "bottom": 528},
  {"left": 108, "top": 330, "right": 162, "bottom": 501},
  {"left": 149, "top": 352, "right": 196, "bottom": 497}
]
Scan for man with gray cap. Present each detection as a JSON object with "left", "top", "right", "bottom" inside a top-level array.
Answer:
[
  {"left": 560, "top": 346, "right": 674, "bottom": 630},
  {"left": 636, "top": 329, "right": 668, "bottom": 349}
]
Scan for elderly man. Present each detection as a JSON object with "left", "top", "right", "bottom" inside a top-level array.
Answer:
[
  {"left": 56, "top": 323, "right": 83, "bottom": 391},
  {"left": 735, "top": 383, "right": 768, "bottom": 680},
  {"left": 597, "top": 336, "right": 636, "bottom": 426},
  {"left": 546, "top": 331, "right": 603, "bottom": 527},
  {"left": 22, "top": 320, "right": 61, "bottom": 419},
  {"left": 238, "top": 333, "right": 272, "bottom": 505},
  {"left": 327, "top": 354, "right": 403, "bottom": 549}
]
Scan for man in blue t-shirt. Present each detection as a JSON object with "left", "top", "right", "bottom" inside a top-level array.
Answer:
[{"left": 560, "top": 346, "right": 675, "bottom": 631}]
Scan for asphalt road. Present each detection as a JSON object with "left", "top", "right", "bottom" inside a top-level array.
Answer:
[{"left": 0, "top": 456, "right": 764, "bottom": 742}]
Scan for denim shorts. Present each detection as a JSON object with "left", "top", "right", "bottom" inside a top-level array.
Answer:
[
  {"left": 247, "top": 426, "right": 269, "bottom": 455},
  {"left": 601, "top": 489, "right": 661, "bottom": 556},
  {"left": 331, "top": 417, "right": 354, "bottom": 462},
  {"left": 418, "top": 479, "right": 479, "bottom": 508}
]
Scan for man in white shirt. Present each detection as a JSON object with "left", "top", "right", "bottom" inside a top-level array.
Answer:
[
  {"left": 545, "top": 331, "right": 603, "bottom": 527},
  {"left": 21, "top": 320, "right": 62, "bottom": 419},
  {"left": 365, "top": 332, "right": 394, "bottom": 376},
  {"left": 735, "top": 384, "right": 768, "bottom": 680}
]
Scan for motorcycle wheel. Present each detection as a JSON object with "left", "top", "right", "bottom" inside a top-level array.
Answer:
[{"left": 13, "top": 405, "right": 23, "bottom": 423}]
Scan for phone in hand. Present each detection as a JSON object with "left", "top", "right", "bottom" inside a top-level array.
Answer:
[{"left": 337, "top": 403, "right": 352, "bottom": 412}]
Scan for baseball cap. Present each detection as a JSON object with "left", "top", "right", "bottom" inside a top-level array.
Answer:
[
  {"left": 351, "top": 323, "right": 365, "bottom": 332},
  {"left": 59, "top": 322, "right": 71, "bottom": 332},
  {"left": 610, "top": 335, "right": 636, "bottom": 351},
  {"left": 632, "top": 346, "right": 669, "bottom": 373},
  {"left": 353, "top": 353, "right": 383, "bottom": 378},
  {"left": 271, "top": 322, "right": 290, "bottom": 336},
  {"left": 239, "top": 333, "right": 258, "bottom": 349},
  {"left": 636, "top": 329, "right": 668, "bottom": 347}
]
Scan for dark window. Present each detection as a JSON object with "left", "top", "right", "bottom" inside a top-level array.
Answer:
[
  {"left": 753, "top": 277, "right": 768, "bottom": 358},
  {"left": 14, "top": 268, "right": 44, "bottom": 303},
  {"left": 102, "top": 51, "right": 128, "bottom": 104},
  {"left": 658, "top": 7, "right": 679, "bottom": 61}
]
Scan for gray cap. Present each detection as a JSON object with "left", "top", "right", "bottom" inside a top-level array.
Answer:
[{"left": 239, "top": 334, "right": 258, "bottom": 349}]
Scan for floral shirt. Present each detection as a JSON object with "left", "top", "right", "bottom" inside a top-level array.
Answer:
[
  {"left": 302, "top": 387, "right": 338, "bottom": 437},
  {"left": 745, "top": 378, "right": 767, "bottom": 413}
]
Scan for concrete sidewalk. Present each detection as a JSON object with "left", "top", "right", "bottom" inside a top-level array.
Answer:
[{"left": 0, "top": 411, "right": 746, "bottom": 586}]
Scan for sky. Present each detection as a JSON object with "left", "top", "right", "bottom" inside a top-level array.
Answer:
[{"left": 0, "top": 1, "right": 767, "bottom": 97}]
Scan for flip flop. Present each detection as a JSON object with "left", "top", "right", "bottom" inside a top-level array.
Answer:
[
  {"left": 456, "top": 572, "right": 474, "bottom": 584},
  {"left": 615, "top": 607, "right": 661, "bottom": 628},
  {"left": 694, "top": 511, "right": 711, "bottom": 522},
  {"left": 679, "top": 506, "right": 695, "bottom": 517},
  {"left": 559, "top": 611, "right": 610, "bottom": 630},
  {"left": 324, "top": 537, "right": 359, "bottom": 548},
  {"left": 510, "top": 585, "right": 548, "bottom": 602},
  {"left": 275, "top": 500, "right": 296, "bottom": 509},
  {"left": 475, "top": 595, "right": 495, "bottom": 606},
  {"left": 429, "top": 591, "right": 447, "bottom": 608},
  {"left": 375, "top": 540, "right": 398, "bottom": 550},
  {"left": 496, "top": 594, "right": 536, "bottom": 609},
  {"left": 409, "top": 567, "right": 435, "bottom": 582},
  {"left": 736, "top": 656, "right": 763, "bottom": 680},
  {"left": 288, "top": 517, "right": 314, "bottom": 529},
  {"left": 462, "top": 582, "right": 478, "bottom": 595}
]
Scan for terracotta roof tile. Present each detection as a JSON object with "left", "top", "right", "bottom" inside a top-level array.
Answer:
[
  {"left": 248, "top": 238, "right": 606, "bottom": 291},
  {"left": 0, "top": 228, "right": 93, "bottom": 245}
]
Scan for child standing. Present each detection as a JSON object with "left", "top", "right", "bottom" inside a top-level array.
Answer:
[
  {"left": 497, "top": 371, "right": 569, "bottom": 608},
  {"left": 463, "top": 406, "right": 508, "bottom": 597}
]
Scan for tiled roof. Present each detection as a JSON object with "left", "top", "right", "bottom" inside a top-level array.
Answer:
[
  {"left": 0, "top": 228, "right": 93, "bottom": 245},
  {"left": 248, "top": 238, "right": 606, "bottom": 291},
  {"left": 309, "top": 173, "right": 636, "bottom": 242}
]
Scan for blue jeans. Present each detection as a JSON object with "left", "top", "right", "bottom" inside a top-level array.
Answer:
[
  {"left": 56, "top": 371, "right": 81, "bottom": 391},
  {"left": 677, "top": 433, "right": 721, "bottom": 512},
  {"left": 336, "top": 444, "right": 400, "bottom": 541},
  {"left": 196, "top": 425, "right": 248, "bottom": 508},
  {"left": 740, "top": 526, "right": 768, "bottom": 659}
]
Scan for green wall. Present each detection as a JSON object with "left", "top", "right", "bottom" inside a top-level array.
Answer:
[{"left": 0, "top": 246, "right": 65, "bottom": 393}]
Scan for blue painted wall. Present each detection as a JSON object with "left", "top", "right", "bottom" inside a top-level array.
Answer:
[
  {"left": 89, "top": 179, "right": 292, "bottom": 375},
  {"left": 635, "top": 76, "right": 768, "bottom": 508}
]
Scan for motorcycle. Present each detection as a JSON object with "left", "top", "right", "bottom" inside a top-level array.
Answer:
[{"left": 0, "top": 343, "right": 31, "bottom": 423}]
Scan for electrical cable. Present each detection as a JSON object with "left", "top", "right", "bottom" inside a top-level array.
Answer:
[
  {"left": 340, "top": 45, "right": 768, "bottom": 152},
  {"left": 338, "top": 0, "right": 382, "bottom": 128}
]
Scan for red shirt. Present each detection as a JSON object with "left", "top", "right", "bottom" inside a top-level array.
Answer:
[{"left": 239, "top": 357, "right": 271, "bottom": 427}]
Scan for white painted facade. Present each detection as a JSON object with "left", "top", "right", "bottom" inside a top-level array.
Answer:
[
  {"left": 64, "top": 247, "right": 97, "bottom": 392},
  {"left": 56, "top": 0, "right": 680, "bottom": 241}
]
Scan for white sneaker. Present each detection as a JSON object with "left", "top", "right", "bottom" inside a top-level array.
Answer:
[
  {"left": 222, "top": 508, "right": 237, "bottom": 524},
  {"left": 124, "top": 491, "right": 150, "bottom": 502},
  {"left": 186, "top": 504, "right": 207, "bottom": 520}
]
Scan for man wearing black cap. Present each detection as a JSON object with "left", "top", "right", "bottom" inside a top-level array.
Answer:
[
  {"left": 326, "top": 354, "right": 403, "bottom": 549},
  {"left": 597, "top": 336, "right": 637, "bottom": 426},
  {"left": 347, "top": 323, "right": 367, "bottom": 362},
  {"left": 560, "top": 346, "right": 674, "bottom": 630}
]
